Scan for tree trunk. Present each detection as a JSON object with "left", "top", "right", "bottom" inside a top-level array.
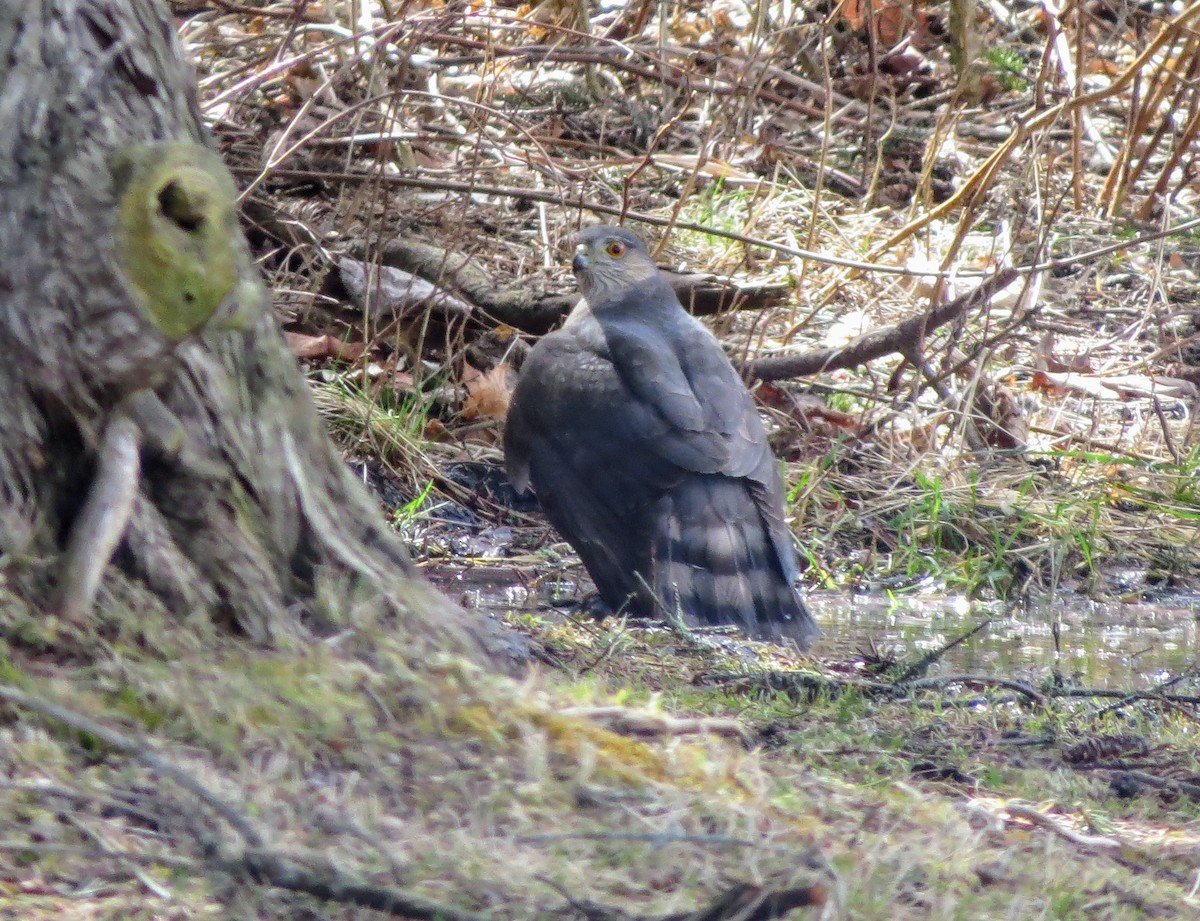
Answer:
[{"left": 0, "top": 1, "right": 505, "bottom": 666}]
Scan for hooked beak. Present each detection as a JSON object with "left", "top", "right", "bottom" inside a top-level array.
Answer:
[{"left": 571, "top": 243, "right": 589, "bottom": 275}]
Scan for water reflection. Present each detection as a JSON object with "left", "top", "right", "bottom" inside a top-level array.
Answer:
[
  {"left": 809, "top": 592, "right": 1199, "bottom": 690},
  {"left": 429, "top": 566, "right": 1199, "bottom": 691}
]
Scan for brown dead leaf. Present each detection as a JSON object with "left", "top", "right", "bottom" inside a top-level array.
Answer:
[
  {"left": 282, "top": 62, "right": 323, "bottom": 106},
  {"left": 842, "top": 0, "right": 902, "bottom": 42},
  {"left": 1030, "top": 369, "right": 1069, "bottom": 397},
  {"left": 367, "top": 356, "right": 415, "bottom": 398},
  {"left": 973, "top": 382, "right": 1027, "bottom": 451},
  {"left": 460, "top": 363, "right": 514, "bottom": 422},
  {"left": 792, "top": 394, "right": 859, "bottom": 430},
  {"left": 286, "top": 331, "right": 366, "bottom": 362},
  {"left": 879, "top": 39, "right": 930, "bottom": 77},
  {"left": 712, "top": 7, "right": 735, "bottom": 31}
]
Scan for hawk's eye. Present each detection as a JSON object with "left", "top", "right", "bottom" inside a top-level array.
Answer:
[{"left": 605, "top": 240, "right": 625, "bottom": 258}]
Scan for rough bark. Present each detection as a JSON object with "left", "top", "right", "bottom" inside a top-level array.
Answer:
[{"left": 0, "top": 1, "right": 505, "bottom": 665}]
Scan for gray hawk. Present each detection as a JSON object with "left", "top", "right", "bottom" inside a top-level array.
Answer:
[{"left": 504, "top": 225, "right": 819, "bottom": 648}]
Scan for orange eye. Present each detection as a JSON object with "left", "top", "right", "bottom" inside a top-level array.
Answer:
[{"left": 605, "top": 240, "right": 625, "bottom": 258}]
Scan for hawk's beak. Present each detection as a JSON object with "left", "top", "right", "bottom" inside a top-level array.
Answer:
[{"left": 571, "top": 244, "right": 589, "bottom": 275}]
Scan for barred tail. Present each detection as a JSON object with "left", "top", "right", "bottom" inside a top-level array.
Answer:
[{"left": 651, "top": 476, "right": 818, "bottom": 648}]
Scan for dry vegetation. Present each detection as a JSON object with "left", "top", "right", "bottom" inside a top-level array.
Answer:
[
  {"left": 4, "top": 1, "right": 1200, "bottom": 919},
  {"left": 184, "top": 0, "right": 1200, "bottom": 601}
]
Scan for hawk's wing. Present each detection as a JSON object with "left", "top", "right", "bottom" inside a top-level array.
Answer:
[
  {"left": 597, "top": 307, "right": 802, "bottom": 588},
  {"left": 596, "top": 288, "right": 772, "bottom": 481},
  {"left": 504, "top": 326, "right": 671, "bottom": 607}
]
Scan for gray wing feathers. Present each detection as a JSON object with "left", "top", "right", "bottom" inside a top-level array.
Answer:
[{"left": 602, "top": 314, "right": 767, "bottom": 479}]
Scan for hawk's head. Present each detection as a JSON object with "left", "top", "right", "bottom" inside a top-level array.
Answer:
[{"left": 570, "top": 225, "right": 659, "bottom": 303}]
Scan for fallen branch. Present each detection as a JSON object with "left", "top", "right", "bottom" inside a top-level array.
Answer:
[
  {"left": 372, "top": 235, "right": 574, "bottom": 334},
  {"left": 743, "top": 269, "right": 1021, "bottom": 383},
  {"left": 658, "top": 881, "right": 827, "bottom": 921},
  {"left": 892, "top": 619, "right": 994, "bottom": 684},
  {"left": 700, "top": 670, "right": 1200, "bottom": 710},
  {"left": 899, "top": 674, "right": 1043, "bottom": 705},
  {"left": 1053, "top": 688, "right": 1200, "bottom": 706},
  {"left": 0, "top": 836, "right": 489, "bottom": 921},
  {"left": 213, "top": 846, "right": 491, "bottom": 921},
  {"left": 698, "top": 671, "right": 901, "bottom": 700},
  {"left": 370, "top": 235, "right": 791, "bottom": 335},
  {"left": 1002, "top": 802, "right": 1121, "bottom": 854},
  {"left": 698, "top": 669, "right": 1045, "bottom": 706},
  {"left": 561, "top": 706, "right": 750, "bottom": 741},
  {"left": 543, "top": 876, "right": 827, "bottom": 921},
  {"left": 1074, "top": 769, "right": 1200, "bottom": 802},
  {"left": 337, "top": 255, "right": 475, "bottom": 323}
]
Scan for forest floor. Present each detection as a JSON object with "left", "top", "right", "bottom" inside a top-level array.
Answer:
[{"left": 4, "top": 1, "right": 1200, "bottom": 919}]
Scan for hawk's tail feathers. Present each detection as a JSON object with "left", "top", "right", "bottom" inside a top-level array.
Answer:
[{"left": 651, "top": 477, "right": 819, "bottom": 649}]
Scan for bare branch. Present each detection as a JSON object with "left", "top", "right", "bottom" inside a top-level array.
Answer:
[{"left": 744, "top": 269, "right": 1022, "bottom": 383}]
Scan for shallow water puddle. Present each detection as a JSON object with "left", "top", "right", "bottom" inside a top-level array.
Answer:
[
  {"left": 427, "top": 566, "right": 1199, "bottom": 691},
  {"left": 809, "top": 592, "right": 1199, "bottom": 691}
]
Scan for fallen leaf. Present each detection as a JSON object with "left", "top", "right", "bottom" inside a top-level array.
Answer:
[
  {"left": 973, "top": 381, "right": 1027, "bottom": 450},
  {"left": 460, "top": 363, "right": 513, "bottom": 421},
  {"left": 840, "top": 0, "right": 919, "bottom": 47},
  {"left": 285, "top": 331, "right": 366, "bottom": 361},
  {"left": 879, "top": 38, "right": 930, "bottom": 77}
]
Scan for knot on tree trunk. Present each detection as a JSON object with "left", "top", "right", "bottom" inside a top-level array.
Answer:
[{"left": 0, "top": 0, "right": 508, "bottom": 669}]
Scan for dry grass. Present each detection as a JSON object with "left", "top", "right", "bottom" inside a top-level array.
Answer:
[
  {"left": 175, "top": 0, "right": 1200, "bottom": 598},
  {"left": 3, "top": 601, "right": 1200, "bottom": 920}
]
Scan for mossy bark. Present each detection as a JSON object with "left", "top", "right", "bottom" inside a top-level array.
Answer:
[{"left": 0, "top": 1, "right": 502, "bottom": 665}]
